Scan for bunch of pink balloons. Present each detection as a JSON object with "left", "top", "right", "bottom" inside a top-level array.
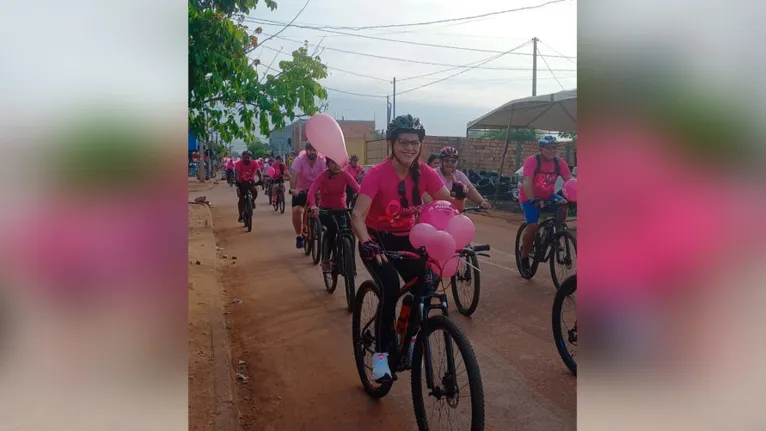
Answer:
[
  {"left": 267, "top": 166, "right": 277, "bottom": 179},
  {"left": 409, "top": 200, "right": 476, "bottom": 279}
]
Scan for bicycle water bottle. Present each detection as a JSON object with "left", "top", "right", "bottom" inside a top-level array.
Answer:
[{"left": 396, "top": 294, "right": 414, "bottom": 350}]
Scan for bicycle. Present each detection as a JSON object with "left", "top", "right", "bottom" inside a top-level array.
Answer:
[
  {"left": 352, "top": 248, "right": 485, "bottom": 430},
  {"left": 514, "top": 201, "right": 577, "bottom": 290},
  {"left": 318, "top": 208, "right": 356, "bottom": 312},
  {"left": 272, "top": 181, "right": 286, "bottom": 214},
  {"left": 552, "top": 274, "right": 576, "bottom": 375},
  {"left": 241, "top": 182, "right": 256, "bottom": 232},
  {"left": 297, "top": 192, "right": 321, "bottom": 264},
  {"left": 449, "top": 207, "right": 491, "bottom": 317}
]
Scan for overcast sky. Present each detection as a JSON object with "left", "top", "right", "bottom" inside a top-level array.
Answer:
[{"left": 245, "top": 0, "right": 577, "bottom": 137}]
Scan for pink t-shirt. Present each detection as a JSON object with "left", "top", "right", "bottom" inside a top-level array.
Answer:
[
  {"left": 290, "top": 154, "right": 327, "bottom": 191},
  {"left": 360, "top": 159, "right": 446, "bottom": 233},
  {"left": 234, "top": 159, "right": 261, "bottom": 182},
  {"left": 519, "top": 154, "right": 571, "bottom": 202},
  {"left": 345, "top": 164, "right": 364, "bottom": 181},
  {"left": 225, "top": 160, "right": 234, "bottom": 170},
  {"left": 437, "top": 169, "right": 472, "bottom": 191},
  {"left": 308, "top": 170, "right": 361, "bottom": 209}
]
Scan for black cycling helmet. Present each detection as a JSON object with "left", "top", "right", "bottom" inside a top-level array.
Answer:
[
  {"left": 275, "top": 155, "right": 283, "bottom": 160},
  {"left": 304, "top": 141, "right": 314, "bottom": 150},
  {"left": 386, "top": 114, "right": 425, "bottom": 142},
  {"left": 241, "top": 150, "right": 252, "bottom": 157},
  {"left": 350, "top": 154, "right": 359, "bottom": 161}
]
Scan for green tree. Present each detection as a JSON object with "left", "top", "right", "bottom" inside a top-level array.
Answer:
[
  {"left": 247, "top": 141, "right": 271, "bottom": 158},
  {"left": 471, "top": 128, "right": 540, "bottom": 141},
  {"left": 189, "top": 0, "right": 328, "bottom": 145},
  {"left": 558, "top": 131, "right": 577, "bottom": 140}
]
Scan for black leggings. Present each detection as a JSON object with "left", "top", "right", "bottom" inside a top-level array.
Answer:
[
  {"left": 319, "top": 212, "right": 347, "bottom": 261},
  {"left": 361, "top": 229, "right": 426, "bottom": 353}
]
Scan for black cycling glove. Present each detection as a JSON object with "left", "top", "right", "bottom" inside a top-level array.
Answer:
[{"left": 359, "top": 240, "right": 383, "bottom": 261}]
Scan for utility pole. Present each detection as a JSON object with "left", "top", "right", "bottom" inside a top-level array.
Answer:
[
  {"left": 392, "top": 77, "right": 397, "bottom": 118},
  {"left": 532, "top": 37, "right": 538, "bottom": 96},
  {"left": 386, "top": 95, "right": 391, "bottom": 126}
]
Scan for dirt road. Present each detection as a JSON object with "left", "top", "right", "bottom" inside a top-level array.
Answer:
[{"left": 204, "top": 182, "right": 575, "bottom": 430}]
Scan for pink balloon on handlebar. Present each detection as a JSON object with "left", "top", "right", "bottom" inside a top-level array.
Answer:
[
  {"left": 267, "top": 166, "right": 276, "bottom": 179},
  {"left": 563, "top": 179, "right": 577, "bottom": 201},
  {"left": 419, "top": 200, "right": 459, "bottom": 231},
  {"left": 409, "top": 222, "right": 437, "bottom": 249},
  {"left": 426, "top": 230, "right": 456, "bottom": 262},
  {"left": 446, "top": 214, "right": 475, "bottom": 250},
  {"left": 305, "top": 113, "right": 349, "bottom": 165}
]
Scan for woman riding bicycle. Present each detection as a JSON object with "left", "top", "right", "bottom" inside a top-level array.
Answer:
[
  {"left": 427, "top": 146, "right": 492, "bottom": 212},
  {"left": 351, "top": 114, "right": 454, "bottom": 383},
  {"left": 308, "top": 157, "right": 360, "bottom": 273}
]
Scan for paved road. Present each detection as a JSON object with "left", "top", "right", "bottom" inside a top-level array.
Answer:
[{"left": 204, "top": 182, "right": 575, "bottom": 431}]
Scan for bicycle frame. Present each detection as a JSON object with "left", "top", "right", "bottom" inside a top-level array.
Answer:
[{"left": 360, "top": 250, "right": 456, "bottom": 391}]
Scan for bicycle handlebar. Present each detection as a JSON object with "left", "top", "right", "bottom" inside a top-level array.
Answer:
[{"left": 471, "top": 244, "right": 490, "bottom": 252}]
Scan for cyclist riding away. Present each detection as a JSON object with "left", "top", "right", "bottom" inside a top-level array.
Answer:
[
  {"left": 345, "top": 154, "right": 364, "bottom": 206},
  {"left": 225, "top": 158, "right": 235, "bottom": 183},
  {"left": 290, "top": 142, "right": 327, "bottom": 249},
  {"left": 270, "top": 155, "right": 289, "bottom": 205},
  {"left": 234, "top": 151, "right": 263, "bottom": 223},
  {"left": 432, "top": 146, "right": 492, "bottom": 211},
  {"left": 308, "top": 157, "right": 361, "bottom": 273},
  {"left": 351, "top": 114, "right": 453, "bottom": 383},
  {"left": 519, "top": 135, "right": 572, "bottom": 272}
]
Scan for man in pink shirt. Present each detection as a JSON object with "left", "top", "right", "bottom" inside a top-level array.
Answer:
[
  {"left": 308, "top": 158, "right": 361, "bottom": 272},
  {"left": 234, "top": 151, "right": 263, "bottom": 223},
  {"left": 518, "top": 135, "right": 572, "bottom": 272},
  {"left": 289, "top": 142, "right": 327, "bottom": 249},
  {"left": 344, "top": 154, "right": 364, "bottom": 207}
]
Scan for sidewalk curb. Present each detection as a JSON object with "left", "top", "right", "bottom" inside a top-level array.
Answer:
[{"left": 198, "top": 203, "right": 240, "bottom": 431}]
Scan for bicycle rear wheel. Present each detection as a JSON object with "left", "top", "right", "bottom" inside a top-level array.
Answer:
[
  {"left": 279, "top": 193, "right": 285, "bottom": 213},
  {"left": 549, "top": 231, "right": 577, "bottom": 291},
  {"left": 303, "top": 212, "right": 312, "bottom": 256},
  {"left": 450, "top": 253, "right": 481, "bottom": 316},
  {"left": 515, "top": 223, "right": 539, "bottom": 278},
  {"left": 310, "top": 217, "right": 322, "bottom": 265},
  {"left": 411, "top": 315, "right": 485, "bottom": 431},
  {"left": 552, "top": 274, "right": 577, "bottom": 375},
  {"left": 352, "top": 281, "right": 393, "bottom": 398},
  {"left": 341, "top": 236, "right": 355, "bottom": 312}
]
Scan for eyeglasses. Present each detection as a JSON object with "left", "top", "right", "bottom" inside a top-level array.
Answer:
[{"left": 396, "top": 139, "right": 421, "bottom": 149}]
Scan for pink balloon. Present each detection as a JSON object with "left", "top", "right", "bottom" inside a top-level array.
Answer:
[
  {"left": 409, "top": 222, "right": 437, "bottom": 249},
  {"left": 446, "top": 214, "right": 475, "bottom": 250},
  {"left": 563, "top": 179, "right": 577, "bottom": 201},
  {"left": 419, "top": 200, "right": 459, "bottom": 231},
  {"left": 426, "top": 230, "right": 456, "bottom": 262},
  {"left": 427, "top": 255, "right": 460, "bottom": 279},
  {"left": 267, "top": 166, "right": 276, "bottom": 179},
  {"left": 306, "top": 113, "right": 349, "bottom": 165}
]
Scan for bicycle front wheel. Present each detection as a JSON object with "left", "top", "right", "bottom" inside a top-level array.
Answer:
[
  {"left": 342, "top": 236, "right": 355, "bottom": 312},
  {"left": 322, "top": 234, "right": 338, "bottom": 293},
  {"left": 450, "top": 253, "right": 481, "bottom": 316},
  {"left": 549, "top": 231, "right": 577, "bottom": 291},
  {"left": 411, "top": 315, "right": 485, "bottom": 431},
  {"left": 279, "top": 192, "right": 285, "bottom": 214},
  {"left": 352, "top": 281, "right": 393, "bottom": 398},
  {"left": 245, "top": 199, "right": 253, "bottom": 232},
  {"left": 552, "top": 274, "right": 577, "bottom": 375},
  {"left": 311, "top": 218, "right": 322, "bottom": 265},
  {"left": 515, "top": 223, "right": 539, "bottom": 279}
]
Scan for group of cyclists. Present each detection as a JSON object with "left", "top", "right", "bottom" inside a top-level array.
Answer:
[{"left": 228, "top": 114, "right": 571, "bottom": 384}]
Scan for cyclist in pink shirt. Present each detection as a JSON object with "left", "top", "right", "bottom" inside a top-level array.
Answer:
[
  {"left": 344, "top": 154, "right": 364, "bottom": 206},
  {"left": 518, "top": 135, "right": 572, "bottom": 272},
  {"left": 234, "top": 151, "right": 263, "bottom": 223},
  {"left": 308, "top": 158, "right": 361, "bottom": 272},
  {"left": 289, "top": 142, "right": 327, "bottom": 249},
  {"left": 351, "top": 114, "right": 452, "bottom": 382}
]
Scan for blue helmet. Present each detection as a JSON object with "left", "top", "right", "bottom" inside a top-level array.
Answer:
[{"left": 538, "top": 135, "right": 558, "bottom": 147}]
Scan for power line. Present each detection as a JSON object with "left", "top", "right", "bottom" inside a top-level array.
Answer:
[
  {"left": 537, "top": 49, "right": 565, "bottom": 90},
  {"left": 257, "top": 0, "right": 312, "bottom": 47},
  {"left": 397, "top": 40, "right": 530, "bottom": 96},
  {"left": 258, "top": 44, "right": 392, "bottom": 83},
  {"left": 248, "top": 0, "right": 570, "bottom": 31},
  {"left": 323, "top": 87, "right": 386, "bottom": 98},
  {"left": 255, "top": 34, "right": 577, "bottom": 71},
  {"left": 245, "top": 17, "right": 576, "bottom": 59},
  {"left": 538, "top": 39, "right": 577, "bottom": 64}
]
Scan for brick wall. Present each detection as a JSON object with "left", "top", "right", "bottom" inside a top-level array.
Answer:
[
  {"left": 364, "top": 136, "right": 577, "bottom": 172},
  {"left": 291, "top": 119, "right": 375, "bottom": 158}
]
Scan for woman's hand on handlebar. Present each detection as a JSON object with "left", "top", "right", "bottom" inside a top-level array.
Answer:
[
  {"left": 310, "top": 205, "right": 319, "bottom": 217},
  {"left": 359, "top": 240, "right": 388, "bottom": 264},
  {"left": 480, "top": 200, "right": 492, "bottom": 209}
]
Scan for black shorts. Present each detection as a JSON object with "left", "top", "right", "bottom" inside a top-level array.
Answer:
[
  {"left": 291, "top": 190, "right": 307, "bottom": 207},
  {"left": 237, "top": 181, "right": 258, "bottom": 199}
]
